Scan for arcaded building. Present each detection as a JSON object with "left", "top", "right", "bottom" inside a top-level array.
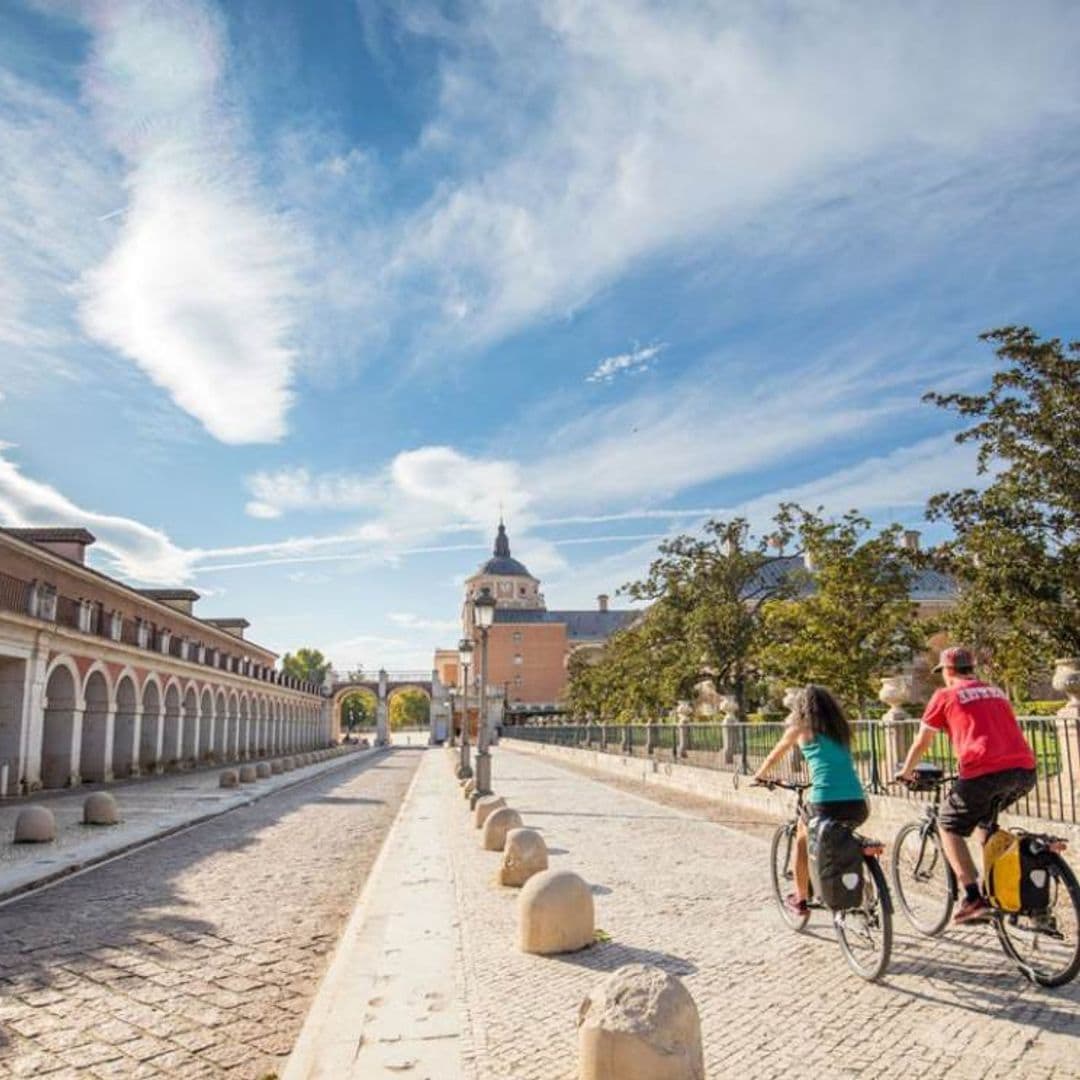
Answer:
[{"left": 435, "top": 523, "right": 636, "bottom": 718}]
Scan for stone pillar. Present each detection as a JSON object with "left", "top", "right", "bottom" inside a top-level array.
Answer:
[
  {"left": 1054, "top": 713, "right": 1080, "bottom": 823},
  {"left": 126, "top": 706, "right": 143, "bottom": 778},
  {"left": 880, "top": 675, "right": 914, "bottom": 781},
  {"left": 376, "top": 669, "right": 390, "bottom": 747},
  {"left": 645, "top": 721, "right": 657, "bottom": 755},
  {"left": 675, "top": 700, "right": 692, "bottom": 759},
  {"left": 720, "top": 695, "right": 740, "bottom": 765},
  {"left": 20, "top": 647, "right": 49, "bottom": 792}
]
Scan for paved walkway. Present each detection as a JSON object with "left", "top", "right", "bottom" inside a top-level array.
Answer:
[
  {"left": 0, "top": 749, "right": 421, "bottom": 1079},
  {"left": 442, "top": 746, "right": 1079, "bottom": 1079},
  {"left": 0, "top": 748, "right": 371, "bottom": 900}
]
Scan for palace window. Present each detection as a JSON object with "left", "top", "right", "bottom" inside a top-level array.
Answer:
[
  {"left": 513, "top": 654, "right": 523, "bottom": 665},
  {"left": 512, "top": 631, "right": 522, "bottom": 643}
]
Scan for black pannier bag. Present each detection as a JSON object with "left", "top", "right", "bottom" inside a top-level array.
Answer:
[{"left": 808, "top": 814, "right": 864, "bottom": 911}]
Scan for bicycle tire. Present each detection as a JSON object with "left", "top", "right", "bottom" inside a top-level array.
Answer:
[
  {"left": 890, "top": 820, "right": 954, "bottom": 937},
  {"left": 834, "top": 856, "right": 893, "bottom": 982},
  {"left": 769, "top": 823, "right": 809, "bottom": 932},
  {"left": 995, "top": 853, "right": 1080, "bottom": 988}
]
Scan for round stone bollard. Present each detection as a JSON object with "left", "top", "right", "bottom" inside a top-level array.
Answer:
[
  {"left": 482, "top": 807, "right": 523, "bottom": 851},
  {"left": 577, "top": 964, "right": 704, "bottom": 1080},
  {"left": 473, "top": 795, "right": 505, "bottom": 830},
  {"left": 282, "top": 756, "right": 295, "bottom": 771},
  {"left": 270, "top": 759, "right": 283, "bottom": 775},
  {"left": 255, "top": 762, "right": 272, "bottom": 779},
  {"left": 219, "top": 769, "right": 239, "bottom": 788},
  {"left": 518, "top": 869, "right": 594, "bottom": 955},
  {"left": 13, "top": 806, "right": 56, "bottom": 843},
  {"left": 238, "top": 764, "right": 258, "bottom": 783},
  {"left": 499, "top": 827, "right": 549, "bottom": 887},
  {"left": 83, "top": 792, "right": 120, "bottom": 826}
]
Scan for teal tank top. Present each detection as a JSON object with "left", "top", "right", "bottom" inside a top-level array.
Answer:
[{"left": 801, "top": 734, "right": 865, "bottom": 804}]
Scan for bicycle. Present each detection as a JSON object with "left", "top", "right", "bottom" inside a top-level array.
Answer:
[
  {"left": 890, "top": 766, "right": 1080, "bottom": 987},
  {"left": 761, "top": 778, "right": 893, "bottom": 981}
]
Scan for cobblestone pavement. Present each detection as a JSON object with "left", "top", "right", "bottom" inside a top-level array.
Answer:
[
  {"left": 449, "top": 748, "right": 1080, "bottom": 1080},
  {"left": 0, "top": 748, "right": 420, "bottom": 1080}
]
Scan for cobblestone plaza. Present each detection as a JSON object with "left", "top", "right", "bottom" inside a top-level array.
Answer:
[{"left": 1, "top": 742, "right": 1077, "bottom": 1079}]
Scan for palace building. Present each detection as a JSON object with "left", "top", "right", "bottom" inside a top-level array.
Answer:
[{"left": 434, "top": 523, "right": 636, "bottom": 719}]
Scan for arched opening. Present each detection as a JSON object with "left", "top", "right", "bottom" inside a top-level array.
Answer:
[
  {"left": 181, "top": 686, "right": 199, "bottom": 766},
  {"left": 338, "top": 688, "right": 378, "bottom": 740},
  {"left": 0, "top": 655, "right": 28, "bottom": 794},
  {"left": 227, "top": 692, "right": 239, "bottom": 760},
  {"left": 81, "top": 669, "right": 113, "bottom": 783},
  {"left": 255, "top": 698, "right": 266, "bottom": 756},
  {"left": 112, "top": 674, "right": 139, "bottom": 779},
  {"left": 199, "top": 688, "right": 213, "bottom": 761},
  {"left": 42, "top": 662, "right": 79, "bottom": 789},
  {"left": 239, "top": 696, "right": 250, "bottom": 759},
  {"left": 140, "top": 680, "right": 162, "bottom": 772},
  {"left": 270, "top": 699, "right": 281, "bottom": 754},
  {"left": 388, "top": 686, "right": 431, "bottom": 731},
  {"left": 214, "top": 691, "right": 227, "bottom": 760},
  {"left": 162, "top": 683, "right": 182, "bottom": 770}
]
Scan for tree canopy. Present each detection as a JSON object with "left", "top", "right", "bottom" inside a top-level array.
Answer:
[
  {"left": 339, "top": 690, "right": 376, "bottom": 732},
  {"left": 389, "top": 689, "right": 430, "bottom": 729},
  {"left": 281, "top": 647, "right": 331, "bottom": 685}
]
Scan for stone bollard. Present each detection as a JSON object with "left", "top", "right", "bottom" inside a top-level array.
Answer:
[
  {"left": 220, "top": 769, "right": 239, "bottom": 788},
  {"left": 270, "top": 759, "right": 283, "bottom": 774},
  {"left": 255, "top": 762, "right": 272, "bottom": 779},
  {"left": 281, "top": 757, "right": 294, "bottom": 771},
  {"left": 482, "top": 807, "right": 523, "bottom": 851},
  {"left": 13, "top": 806, "right": 56, "bottom": 843},
  {"left": 83, "top": 792, "right": 120, "bottom": 826},
  {"left": 463, "top": 778, "right": 476, "bottom": 801},
  {"left": 473, "top": 795, "right": 505, "bottom": 830},
  {"left": 500, "top": 828, "right": 549, "bottom": 887},
  {"left": 578, "top": 964, "right": 704, "bottom": 1080},
  {"left": 518, "top": 869, "right": 595, "bottom": 955},
  {"left": 239, "top": 764, "right": 258, "bottom": 783}
]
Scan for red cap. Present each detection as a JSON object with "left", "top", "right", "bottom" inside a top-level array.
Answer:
[{"left": 933, "top": 646, "right": 974, "bottom": 674}]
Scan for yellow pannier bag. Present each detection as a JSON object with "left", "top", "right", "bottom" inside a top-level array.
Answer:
[{"left": 984, "top": 829, "right": 1022, "bottom": 912}]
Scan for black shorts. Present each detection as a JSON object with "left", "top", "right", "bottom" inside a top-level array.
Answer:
[
  {"left": 940, "top": 767, "right": 1037, "bottom": 837},
  {"left": 807, "top": 799, "right": 869, "bottom": 827}
]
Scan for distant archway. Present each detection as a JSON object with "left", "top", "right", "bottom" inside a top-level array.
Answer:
[
  {"left": 42, "top": 660, "right": 80, "bottom": 789},
  {"left": 140, "top": 678, "right": 162, "bottom": 772},
  {"left": 113, "top": 674, "right": 139, "bottom": 778},
  {"left": 81, "top": 668, "right": 112, "bottom": 783}
]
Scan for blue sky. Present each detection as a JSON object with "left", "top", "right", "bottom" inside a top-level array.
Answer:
[{"left": 1, "top": 0, "right": 1079, "bottom": 671}]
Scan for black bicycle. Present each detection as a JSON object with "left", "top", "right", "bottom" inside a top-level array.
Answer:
[
  {"left": 890, "top": 768, "right": 1080, "bottom": 988},
  {"left": 762, "top": 779, "right": 893, "bottom": 981}
]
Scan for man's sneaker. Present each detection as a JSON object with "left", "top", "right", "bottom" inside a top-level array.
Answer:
[
  {"left": 953, "top": 896, "right": 992, "bottom": 925},
  {"left": 785, "top": 894, "right": 809, "bottom": 917}
]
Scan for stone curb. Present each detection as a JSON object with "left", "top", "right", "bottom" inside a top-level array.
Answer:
[{"left": 0, "top": 747, "right": 388, "bottom": 906}]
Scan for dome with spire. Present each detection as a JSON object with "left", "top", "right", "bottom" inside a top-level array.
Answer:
[{"left": 478, "top": 521, "right": 532, "bottom": 577}]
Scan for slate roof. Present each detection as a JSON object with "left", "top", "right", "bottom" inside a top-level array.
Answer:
[
  {"left": 747, "top": 554, "right": 955, "bottom": 602},
  {"left": 494, "top": 608, "right": 638, "bottom": 641},
  {"left": 4, "top": 527, "right": 97, "bottom": 545},
  {"left": 139, "top": 589, "right": 201, "bottom": 602},
  {"left": 476, "top": 522, "right": 535, "bottom": 578}
]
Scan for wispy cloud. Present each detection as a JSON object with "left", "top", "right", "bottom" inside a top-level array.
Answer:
[
  {"left": 76, "top": 2, "right": 305, "bottom": 444},
  {"left": 388, "top": 612, "right": 461, "bottom": 633},
  {"left": 586, "top": 343, "right": 664, "bottom": 383}
]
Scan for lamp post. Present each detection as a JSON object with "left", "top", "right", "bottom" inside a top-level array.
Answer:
[
  {"left": 457, "top": 638, "right": 474, "bottom": 779},
  {"left": 473, "top": 586, "right": 497, "bottom": 795},
  {"left": 447, "top": 688, "right": 457, "bottom": 747}
]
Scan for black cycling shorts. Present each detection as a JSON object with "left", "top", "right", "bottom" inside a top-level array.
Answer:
[
  {"left": 807, "top": 799, "right": 869, "bottom": 827},
  {"left": 939, "top": 767, "right": 1037, "bottom": 837}
]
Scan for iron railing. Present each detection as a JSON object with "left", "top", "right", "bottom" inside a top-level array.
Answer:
[{"left": 506, "top": 716, "right": 1079, "bottom": 826}]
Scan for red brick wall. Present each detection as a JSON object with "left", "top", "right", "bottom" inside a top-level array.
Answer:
[{"left": 485, "top": 623, "right": 568, "bottom": 703}]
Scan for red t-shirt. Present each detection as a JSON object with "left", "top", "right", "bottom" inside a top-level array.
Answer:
[{"left": 921, "top": 679, "right": 1036, "bottom": 779}]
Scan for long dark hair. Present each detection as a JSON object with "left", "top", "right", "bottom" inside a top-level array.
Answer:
[{"left": 793, "top": 684, "right": 852, "bottom": 747}]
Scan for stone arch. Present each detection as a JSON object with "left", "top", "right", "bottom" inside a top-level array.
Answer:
[
  {"left": 214, "top": 689, "right": 228, "bottom": 759},
  {"left": 336, "top": 686, "right": 378, "bottom": 739},
  {"left": 239, "top": 694, "right": 250, "bottom": 759},
  {"left": 42, "top": 658, "right": 81, "bottom": 789},
  {"left": 386, "top": 684, "right": 432, "bottom": 732},
  {"left": 199, "top": 687, "right": 214, "bottom": 761},
  {"left": 162, "top": 680, "right": 182, "bottom": 770},
  {"left": 181, "top": 684, "right": 199, "bottom": 766},
  {"left": 140, "top": 676, "right": 163, "bottom": 772},
  {"left": 113, "top": 671, "right": 140, "bottom": 779},
  {"left": 81, "top": 666, "right": 114, "bottom": 783}
]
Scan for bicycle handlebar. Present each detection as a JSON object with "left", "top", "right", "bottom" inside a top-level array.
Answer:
[{"left": 751, "top": 778, "right": 811, "bottom": 792}]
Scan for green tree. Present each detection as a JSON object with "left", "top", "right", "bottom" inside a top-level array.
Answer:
[
  {"left": 925, "top": 327, "right": 1080, "bottom": 693},
  {"left": 620, "top": 517, "right": 797, "bottom": 712},
  {"left": 339, "top": 690, "right": 376, "bottom": 732},
  {"left": 389, "top": 689, "right": 430, "bottom": 729},
  {"left": 281, "top": 647, "right": 331, "bottom": 685},
  {"left": 759, "top": 506, "right": 925, "bottom": 713}
]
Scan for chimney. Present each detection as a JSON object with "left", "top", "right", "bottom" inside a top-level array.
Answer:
[
  {"left": 597, "top": 594, "right": 609, "bottom": 613},
  {"left": 138, "top": 589, "right": 201, "bottom": 615},
  {"left": 902, "top": 529, "right": 921, "bottom": 553},
  {"left": 6, "top": 527, "right": 96, "bottom": 565}
]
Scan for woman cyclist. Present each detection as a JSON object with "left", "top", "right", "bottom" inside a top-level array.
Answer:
[{"left": 754, "top": 685, "right": 869, "bottom": 916}]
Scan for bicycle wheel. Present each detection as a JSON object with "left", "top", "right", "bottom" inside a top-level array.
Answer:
[
  {"left": 995, "top": 854, "right": 1080, "bottom": 988},
  {"left": 890, "top": 820, "right": 954, "bottom": 936},
  {"left": 769, "top": 822, "right": 809, "bottom": 931},
  {"left": 834, "top": 857, "right": 893, "bottom": 982}
]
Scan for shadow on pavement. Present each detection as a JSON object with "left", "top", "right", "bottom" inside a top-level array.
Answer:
[{"left": 553, "top": 939, "right": 698, "bottom": 978}]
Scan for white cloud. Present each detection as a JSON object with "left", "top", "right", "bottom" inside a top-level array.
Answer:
[
  {"left": 76, "top": 2, "right": 304, "bottom": 444},
  {"left": 388, "top": 612, "right": 461, "bottom": 633},
  {"left": 0, "top": 450, "right": 195, "bottom": 585},
  {"left": 586, "top": 343, "right": 664, "bottom": 383}
]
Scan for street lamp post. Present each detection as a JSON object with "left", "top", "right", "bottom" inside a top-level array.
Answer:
[
  {"left": 447, "top": 688, "right": 457, "bottom": 747},
  {"left": 473, "top": 586, "right": 497, "bottom": 795},
  {"left": 457, "top": 638, "right": 474, "bottom": 779}
]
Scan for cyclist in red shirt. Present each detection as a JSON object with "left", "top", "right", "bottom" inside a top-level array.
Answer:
[{"left": 898, "top": 646, "right": 1037, "bottom": 924}]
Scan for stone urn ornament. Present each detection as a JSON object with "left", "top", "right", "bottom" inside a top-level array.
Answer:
[
  {"left": 1052, "top": 658, "right": 1080, "bottom": 719},
  {"left": 878, "top": 675, "right": 913, "bottom": 723}
]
